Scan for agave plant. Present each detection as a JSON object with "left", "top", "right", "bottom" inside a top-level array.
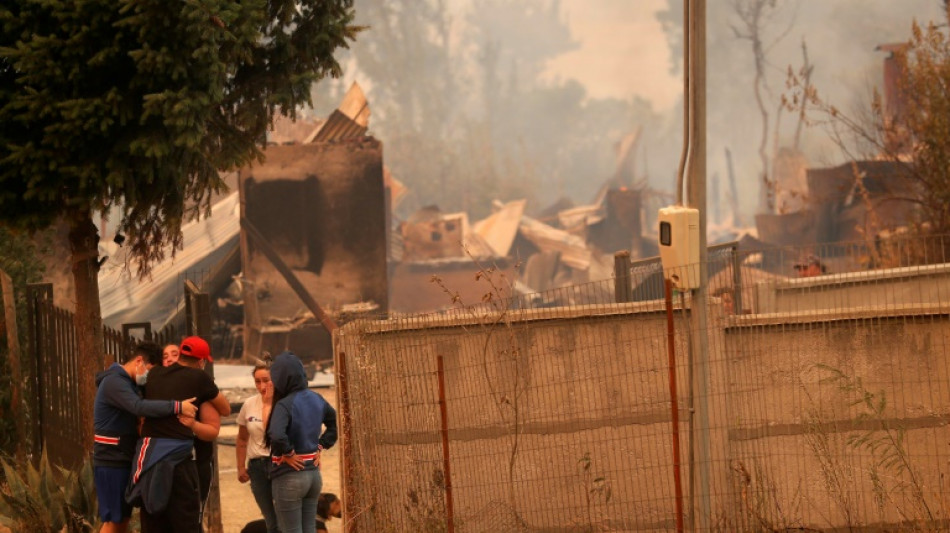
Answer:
[{"left": 0, "top": 450, "right": 101, "bottom": 533}]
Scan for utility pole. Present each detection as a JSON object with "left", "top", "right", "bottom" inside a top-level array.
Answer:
[{"left": 685, "top": 0, "right": 713, "bottom": 529}]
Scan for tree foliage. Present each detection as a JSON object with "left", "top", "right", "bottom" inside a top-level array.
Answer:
[{"left": 0, "top": 0, "right": 359, "bottom": 272}]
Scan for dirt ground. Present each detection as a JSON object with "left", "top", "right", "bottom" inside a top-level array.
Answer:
[{"left": 218, "top": 387, "right": 342, "bottom": 533}]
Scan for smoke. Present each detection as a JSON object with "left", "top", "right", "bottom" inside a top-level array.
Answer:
[{"left": 310, "top": 0, "right": 944, "bottom": 225}]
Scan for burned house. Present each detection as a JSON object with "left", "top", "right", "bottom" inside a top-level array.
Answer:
[
  {"left": 239, "top": 83, "right": 388, "bottom": 362},
  {"left": 754, "top": 43, "right": 920, "bottom": 253}
]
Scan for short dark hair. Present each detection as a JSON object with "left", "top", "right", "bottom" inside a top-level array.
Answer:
[
  {"left": 317, "top": 493, "right": 339, "bottom": 519},
  {"left": 129, "top": 342, "right": 163, "bottom": 366}
]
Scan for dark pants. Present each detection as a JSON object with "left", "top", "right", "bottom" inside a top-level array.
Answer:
[
  {"left": 197, "top": 457, "right": 213, "bottom": 505},
  {"left": 141, "top": 459, "right": 201, "bottom": 533}
]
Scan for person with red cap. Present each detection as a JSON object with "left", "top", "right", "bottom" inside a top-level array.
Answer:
[{"left": 129, "top": 336, "right": 231, "bottom": 532}]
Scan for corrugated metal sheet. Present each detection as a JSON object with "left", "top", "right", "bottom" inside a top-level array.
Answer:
[
  {"left": 306, "top": 82, "right": 370, "bottom": 143},
  {"left": 309, "top": 109, "right": 368, "bottom": 142},
  {"left": 98, "top": 192, "right": 241, "bottom": 327}
]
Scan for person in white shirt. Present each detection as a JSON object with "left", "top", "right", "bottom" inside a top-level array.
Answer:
[{"left": 237, "top": 359, "right": 279, "bottom": 533}]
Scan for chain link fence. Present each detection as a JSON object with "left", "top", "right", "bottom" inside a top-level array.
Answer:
[{"left": 336, "top": 233, "right": 950, "bottom": 532}]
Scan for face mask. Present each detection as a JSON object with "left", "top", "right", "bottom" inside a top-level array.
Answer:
[{"left": 135, "top": 366, "right": 149, "bottom": 386}]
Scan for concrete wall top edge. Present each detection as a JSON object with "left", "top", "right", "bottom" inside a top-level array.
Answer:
[
  {"left": 726, "top": 302, "right": 950, "bottom": 330},
  {"left": 771, "top": 261, "right": 950, "bottom": 292},
  {"left": 336, "top": 299, "right": 680, "bottom": 336}
]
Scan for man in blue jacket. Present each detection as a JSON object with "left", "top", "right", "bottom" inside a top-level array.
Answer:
[{"left": 93, "top": 342, "right": 197, "bottom": 533}]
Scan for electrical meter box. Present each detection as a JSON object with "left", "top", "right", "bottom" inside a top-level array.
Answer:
[{"left": 657, "top": 206, "right": 700, "bottom": 289}]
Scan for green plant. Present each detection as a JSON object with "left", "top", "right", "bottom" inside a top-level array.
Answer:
[
  {"left": 817, "top": 364, "right": 936, "bottom": 528},
  {"left": 577, "top": 452, "right": 612, "bottom": 532},
  {"left": 0, "top": 451, "right": 100, "bottom": 533},
  {"left": 801, "top": 385, "right": 859, "bottom": 529}
]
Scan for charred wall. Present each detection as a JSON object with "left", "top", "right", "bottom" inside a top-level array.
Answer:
[{"left": 240, "top": 139, "right": 387, "bottom": 360}]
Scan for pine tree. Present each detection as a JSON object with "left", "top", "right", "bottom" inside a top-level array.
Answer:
[{"left": 0, "top": 0, "right": 358, "bottom": 455}]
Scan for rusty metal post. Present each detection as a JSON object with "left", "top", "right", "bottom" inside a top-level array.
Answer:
[
  {"left": 1, "top": 270, "right": 27, "bottom": 464},
  {"left": 665, "top": 279, "right": 685, "bottom": 533},
  {"left": 436, "top": 355, "right": 456, "bottom": 533}
]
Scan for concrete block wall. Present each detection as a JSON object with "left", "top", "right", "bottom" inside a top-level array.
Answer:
[
  {"left": 724, "top": 313, "right": 950, "bottom": 529},
  {"left": 339, "top": 296, "right": 950, "bottom": 531},
  {"left": 338, "top": 304, "right": 694, "bottom": 532}
]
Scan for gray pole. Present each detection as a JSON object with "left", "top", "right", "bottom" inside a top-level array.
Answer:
[{"left": 685, "top": 0, "right": 713, "bottom": 529}]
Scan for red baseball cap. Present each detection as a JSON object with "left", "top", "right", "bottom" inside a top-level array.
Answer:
[{"left": 179, "top": 336, "right": 213, "bottom": 362}]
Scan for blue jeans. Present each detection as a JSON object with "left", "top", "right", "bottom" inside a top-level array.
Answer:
[
  {"left": 272, "top": 468, "right": 322, "bottom": 533},
  {"left": 248, "top": 458, "right": 280, "bottom": 533}
]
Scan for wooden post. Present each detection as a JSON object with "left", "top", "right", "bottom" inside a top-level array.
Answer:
[
  {"left": 1, "top": 270, "right": 27, "bottom": 464},
  {"left": 238, "top": 170, "right": 258, "bottom": 362},
  {"left": 613, "top": 251, "right": 632, "bottom": 303},
  {"left": 26, "top": 283, "right": 52, "bottom": 462},
  {"left": 186, "top": 282, "right": 224, "bottom": 533},
  {"left": 242, "top": 218, "right": 338, "bottom": 332}
]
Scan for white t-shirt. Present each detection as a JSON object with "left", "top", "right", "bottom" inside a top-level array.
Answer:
[{"left": 237, "top": 394, "right": 271, "bottom": 461}]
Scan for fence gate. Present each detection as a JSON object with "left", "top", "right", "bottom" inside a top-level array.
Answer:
[{"left": 25, "top": 283, "right": 86, "bottom": 468}]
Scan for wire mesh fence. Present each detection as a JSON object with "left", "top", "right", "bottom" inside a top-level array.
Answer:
[{"left": 336, "top": 233, "right": 950, "bottom": 532}]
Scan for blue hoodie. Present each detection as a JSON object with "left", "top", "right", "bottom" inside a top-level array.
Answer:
[
  {"left": 93, "top": 363, "right": 183, "bottom": 468},
  {"left": 267, "top": 351, "right": 338, "bottom": 478}
]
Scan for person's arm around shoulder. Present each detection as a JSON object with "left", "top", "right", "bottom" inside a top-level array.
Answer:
[
  {"left": 181, "top": 401, "right": 222, "bottom": 441},
  {"left": 104, "top": 374, "right": 198, "bottom": 418}
]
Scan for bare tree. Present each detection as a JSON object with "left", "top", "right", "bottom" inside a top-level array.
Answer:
[
  {"left": 786, "top": 7, "right": 950, "bottom": 237},
  {"left": 730, "top": 0, "right": 796, "bottom": 213}
]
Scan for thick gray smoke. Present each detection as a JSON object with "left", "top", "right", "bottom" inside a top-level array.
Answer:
[{"left": 309, "top": 0, "right": 945, "bottom": 225}]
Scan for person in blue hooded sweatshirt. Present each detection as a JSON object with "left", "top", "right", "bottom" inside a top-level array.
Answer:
[{"left": 265, "top": 351, "right": 338, "bottom": 533}]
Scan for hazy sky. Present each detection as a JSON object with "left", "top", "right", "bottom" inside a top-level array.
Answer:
[{"left": 546, "top": 0, "right": 680, "bottom": 108}]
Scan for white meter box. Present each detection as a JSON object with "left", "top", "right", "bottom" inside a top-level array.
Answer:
[{"left": 657, "top": 206, "right": 700, "bottom": 289}]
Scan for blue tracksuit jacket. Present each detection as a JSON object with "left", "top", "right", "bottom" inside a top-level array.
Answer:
[{"left": 93, "top": 363, "right": 183, "bottom": 467}]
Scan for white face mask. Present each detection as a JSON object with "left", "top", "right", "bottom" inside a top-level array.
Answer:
[{"left": 135, "top": 364, "right": 149, "bottom": 386}]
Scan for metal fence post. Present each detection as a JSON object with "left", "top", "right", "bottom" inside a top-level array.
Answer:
[
  {"left": 614, "top": 251, "right": 633, "bottom": 303},
  {"left": 436, "top": 355, "right": 456, "bottom": 533}
]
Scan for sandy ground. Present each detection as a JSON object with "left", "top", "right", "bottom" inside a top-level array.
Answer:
[{"left": 218, "top": 387, "right": 342, "bottom": 533}]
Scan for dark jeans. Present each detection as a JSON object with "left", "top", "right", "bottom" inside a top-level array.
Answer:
[
  {"left": 272, "top": 468, "right": 322, "bottom": 533},
  {"left": 248, "top": 457, "right": 280, "bottom": 533},
  {"left": 141, "top": 459, "right": 201, "bottom": 533}
]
